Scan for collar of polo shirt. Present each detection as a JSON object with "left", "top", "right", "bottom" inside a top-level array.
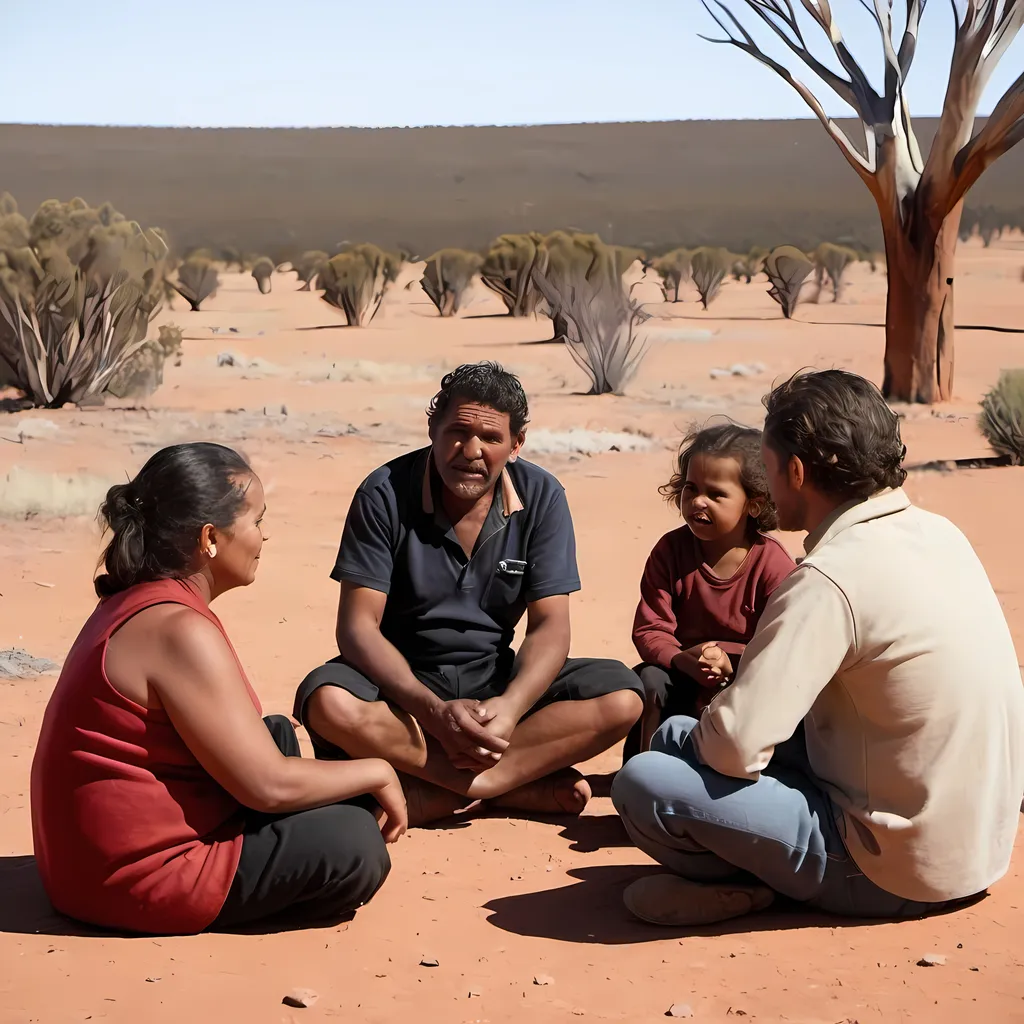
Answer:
[{"left": 421, "top": 450, "right": 526, "bottom": 518}]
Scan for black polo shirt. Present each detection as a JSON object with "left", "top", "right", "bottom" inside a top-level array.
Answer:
[{"left": 331, "top": 446, "right": 581, "bottom": 668}]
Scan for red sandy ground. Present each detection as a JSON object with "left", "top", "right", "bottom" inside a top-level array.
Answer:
[{"left": 1, "top": 244, "right": 1022, "bottom": 1023}]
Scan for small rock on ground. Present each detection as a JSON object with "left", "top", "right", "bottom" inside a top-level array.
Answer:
[
  {"left": 282, "top": 988, "right": 319, "bottom": 1008},
  {"left": 666, "top": 1004, "right": 694, "bottom": 1018},
  {"left": 0, "top": 649, "right": 60, "bottom": 679}
]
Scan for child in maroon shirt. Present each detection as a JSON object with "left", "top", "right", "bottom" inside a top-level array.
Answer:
[{"left": 627, "top": 423, "right": 796, "bottom": 756}]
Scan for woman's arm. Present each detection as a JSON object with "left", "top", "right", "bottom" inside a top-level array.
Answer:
[{"left": 151, "top": 607, "right": 407, "bottom": 841}]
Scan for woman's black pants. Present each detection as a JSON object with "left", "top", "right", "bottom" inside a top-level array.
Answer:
[{"left": 210, "top": 715, "right": 391, "bottom": 930}]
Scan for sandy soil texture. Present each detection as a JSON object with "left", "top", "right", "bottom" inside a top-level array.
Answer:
[{"left": 1, "top": 244, "right": 1023, "bottom": 1023}]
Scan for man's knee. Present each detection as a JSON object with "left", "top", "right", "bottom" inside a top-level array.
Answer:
[
  {"left": 611, "top": 747, "right": 705, "bottom": 822},
  {"left": 306, "top": 686, "right": 371, "bottom": 742},
  {"left": 601, "top": 686, "right": 644, "bottom": 730}
]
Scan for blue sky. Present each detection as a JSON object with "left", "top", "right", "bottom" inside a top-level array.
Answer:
[{"left": 4, "top": 0, "right": 1021, "bottom": 127}]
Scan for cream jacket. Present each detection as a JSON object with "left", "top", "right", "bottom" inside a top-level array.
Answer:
[{"left": 695, "top": 488, "right": 1024, "bottom": 902}]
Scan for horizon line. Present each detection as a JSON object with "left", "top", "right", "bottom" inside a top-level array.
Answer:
[{"left": 0, "top": 114, "right": 960, "bottom": 132}]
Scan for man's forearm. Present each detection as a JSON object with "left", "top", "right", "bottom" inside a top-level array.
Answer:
[
  {"left": 501, "top": 621, "right": 570, "bottom": 718},
  {"left": 338, "top": 624, "right": 441, "bottom": 720}
]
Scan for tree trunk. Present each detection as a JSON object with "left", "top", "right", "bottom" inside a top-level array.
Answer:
[{"left": 881, "top": 206, "right": 961, "bottom": 404}]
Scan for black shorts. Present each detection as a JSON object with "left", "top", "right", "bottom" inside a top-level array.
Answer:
[{"left": 293, "top": 653, "right": 643, "bottom": 760}]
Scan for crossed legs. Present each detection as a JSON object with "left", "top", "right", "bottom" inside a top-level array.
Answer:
[{"left": 300, "top": 659, "right": 642, "bottom": 825}]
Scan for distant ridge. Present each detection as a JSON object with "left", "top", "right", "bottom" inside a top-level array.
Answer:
[{"left": 1, "top": 120, "right": 1020, "bottom": 255}]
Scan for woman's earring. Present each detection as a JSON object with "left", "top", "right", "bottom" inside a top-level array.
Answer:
[{"left": 207, "top": 544, "right": 217, "bottom": 559}]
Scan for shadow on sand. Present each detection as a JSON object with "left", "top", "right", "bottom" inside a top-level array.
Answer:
[
  {"left": 481, "top": 863, "right": 918, "bottom": 944},
  {"left": 0, "top": 855, "right": 356, "bottom": 938}
]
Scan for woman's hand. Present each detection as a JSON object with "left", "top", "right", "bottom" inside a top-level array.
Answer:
[{"left": 371, "top": 762, "right": 408, "bottom": 843}]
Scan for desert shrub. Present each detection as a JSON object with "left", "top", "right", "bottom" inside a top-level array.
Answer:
[
  {"left": 251, "top": 256, "right": 274, "bottom": 295},
  {"left": 173, "top": 257, "right": 219, "bottom": 311},
  {"left": 317, "top": 243, "right": 402, "bottom": 327},
  {"left": 531, "top": 231, "right": 650, "bottom": 396},
  {"left": 292, "top": 249, "right": 329, "bottom": 290},
  {"left": 422, "top": 248, "right": 484, "bottom": 317},
  {"left": 480, "top": 233, "right": 547, "bottom": 316},
  {"left": 650, "top": 248, "right": 692, "bottom": 302},
  {"left": 0, "top": 197, "right": 168, "bottom": 408},
  {"left": 690, "top": 247, "right": 731, "bottom": 309},
  {"left": 735, "top": 247, "right": 768, "bottom": 283},
  {"left": 812, "top": 243, "right": 858, "bottom": 302},
  {"left": 978, "top": 370, "right": 1024, "bottom": 464},
  {"left": 764, "top": 246, "right": 814, "bottom": 318}
]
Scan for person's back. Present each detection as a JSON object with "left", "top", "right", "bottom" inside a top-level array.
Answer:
[
  {"left": 32, "top": 579, "right": 253, "bottom": 934},
  {"left": 796, "top": 491, "right": 1024, "bottom": 901},
  {"left": 612, "top": 369, "right": 1023, "bottom": 929}
]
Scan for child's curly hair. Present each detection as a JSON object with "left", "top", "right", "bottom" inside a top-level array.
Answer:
[{"left": 660, "top": 421, "right": 779, "bottom": 533}]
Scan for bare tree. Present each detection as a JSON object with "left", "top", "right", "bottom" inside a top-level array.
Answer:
[{"left": 698, "top": 0, "right": 1024, "bottom": 403}]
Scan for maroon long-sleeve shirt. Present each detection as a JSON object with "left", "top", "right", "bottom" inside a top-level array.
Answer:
[{"left": 632, "top": 526, "right": 796, "bottom": 679}]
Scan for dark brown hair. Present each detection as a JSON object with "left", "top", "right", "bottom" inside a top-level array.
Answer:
[
  {"left": 762, "top": 369, "right": 906, "bottom": 501},
  {"left": 95, "top": 442, "right": 252, "bottom": 598},
  {"left": 660, "top": 421, "right": 778, "bottom": 532},
  {"left": 427, "top": 361, "right": 530, "bottom": 435}
]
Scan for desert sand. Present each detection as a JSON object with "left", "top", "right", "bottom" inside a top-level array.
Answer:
[{"left": 1, "top": 243, "right": 1023, "bottom": 1023}]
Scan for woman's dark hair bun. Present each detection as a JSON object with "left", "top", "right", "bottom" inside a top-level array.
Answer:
[{"left": 95, "top": 443, "right": 252, "bottom": 598}]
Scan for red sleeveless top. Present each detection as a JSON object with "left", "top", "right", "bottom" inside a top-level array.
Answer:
[{"left": 30, "top": 579, "right": 262, "bottom": 935}]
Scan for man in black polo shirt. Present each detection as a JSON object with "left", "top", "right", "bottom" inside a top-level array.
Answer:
[{"left": 295, "top": 361, "right": 643, "bottom": 825}]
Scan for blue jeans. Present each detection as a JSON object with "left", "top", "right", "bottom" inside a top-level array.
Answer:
[{"left": 611, "top": 716, "right": 964, "bottom": 918}]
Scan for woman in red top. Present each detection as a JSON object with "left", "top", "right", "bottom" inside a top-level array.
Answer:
[
  {"left": 31, "top": 442, "right": 406, "bottom": 935},
  {"left": 625, "top": 424, "right": 796, "bottom": 759}
]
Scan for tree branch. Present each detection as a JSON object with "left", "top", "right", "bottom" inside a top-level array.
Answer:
[
  {"left": 948, "top": 67, "right": 1024, "bottom": 204},
  {"left": 699, "top": 1, "right": 877, "bottom": 182}
]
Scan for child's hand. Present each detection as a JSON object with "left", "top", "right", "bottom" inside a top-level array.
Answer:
[{"left": 698, "top": 644, "right": 734, "bottom": 687}]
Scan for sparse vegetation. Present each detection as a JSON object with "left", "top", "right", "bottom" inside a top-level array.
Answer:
[
  {"left": 251, "top": 256, "right": 274, "bottom": 295},
  {"left": 292, "top": 250, "right": 329, "bottom": 290},
  {"left": 173, "top": 256, "right": 219, "bottom": 311},
  {"left": 690, "top": 247, "right": 731, "bottom": 309},
  {"left": 531, "top": 231, "right": 650, "bottom": 395},
  {"left": 422, "top": 248, "right": 484, "bottom": 316},
  {"left": 651, "top": 248, "right": 692, "bottom": 302},
  {"left": 105, "top": 323, "right": 184, "bottom": 400},
  {"left": 0, "top": 197, "right": 168, "bottom": 408},
  {"left": 317, "top": 244, "right": 403, "bottom": 327},
  {"left": 480, "top": 233, "right": 547, "bottom": 317},
  {"left": 979, "top": 370, "right": 1024, "bottom": 465},
  {"left": 764, "top": 246, "right": 814, "bottom": 318},
  {"left": 812, "top": 243, "right": 858, "bottom": 302},
  {"left": 733, "top": 247, "right": 767, "bottom": 283}
]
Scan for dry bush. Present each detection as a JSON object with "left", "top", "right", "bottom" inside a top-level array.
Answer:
[
  {"left": 650, "top": 248, "right": 692, "bottom": 302},
  {"left": 531, "top": 231, "right": 650, "bottom": 395},
  {"left": 292, "top": 250, "right": 329, "bottom": 290},
  {"left": 317, "top": 244, "right": 402, "bottom": 327},
  {"left": 422, "top": 248, "right": 484, "bottom": 317},
  {"left": 764, "top": 245, "right": 814, "bottom": 318},
  {"left": 105, "top": 322, "right": 183, "bottom": 400},
  {"left": 480, "top": 233, "right": 547, "bottom": 316},
  {"left": 979, "top": 370, "right": 1024, "bottom": 464},
  {"left": 733, "top": 247, "right": 767, "bottom": 283},
  {"left": 690, "top": 247, "right": 731, "bottom": 309},
  {"left": 173, "top": 256, "right": 219, "bottom": 311},
  {"left": 251, "top": 256, "right": 274, "bottom": 295},
  {"left": 0, "top": 197, "right": 168, "bottom": 407},
  {"left": 812, "top": 243, "right": 858, "bottom": 302}
]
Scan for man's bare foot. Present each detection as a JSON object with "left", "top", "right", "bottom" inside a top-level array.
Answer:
[
  {"left": 400, "top": 774, "right": 482, "bottom": 827},
  {"left": 491, "top": 768, "right": 592, "bottom": 815}
]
